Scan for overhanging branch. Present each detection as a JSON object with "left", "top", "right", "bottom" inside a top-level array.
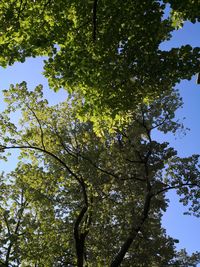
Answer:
[
  {"left": 0, "top": 144, "right": 81, "bottom": 183},
  {"left": 154, "top": 182, "right": 200, "bottom": 196}
]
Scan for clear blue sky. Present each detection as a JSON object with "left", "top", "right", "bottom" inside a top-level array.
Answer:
[
  {"left": 0, "top": 21, "right": 199, "bottom": 262},
  {"left": 156, "top": 21, "right": 200, "bottom": 257}
]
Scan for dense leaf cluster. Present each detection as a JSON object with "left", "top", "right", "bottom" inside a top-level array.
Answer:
[
  {"left": 0, "top": 1, "right": 200, "bottom": 127},
  {"left": 0, "top": 1, "right": 200, "bottom": 266}
]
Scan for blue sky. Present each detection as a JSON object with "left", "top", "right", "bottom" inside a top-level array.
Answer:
[
  {"left": 157, "top": 21, "right": 200, "bottom": 257},
  {"left": 0, "top": 21, "right": 199, "bottom": 262}
]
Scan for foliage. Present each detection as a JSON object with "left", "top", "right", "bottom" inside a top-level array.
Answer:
[
  {"left": 0, "top": 1, "right": 200, "bottom": 128},
  {"left": 0, "top": 1, "right": 200, "bottom": 266},
  {"left": 0, "top": 84, "right": 199, "bottom": 266},
  {"left": 166, "top": 0, "right": 200, "bottom": 23}
]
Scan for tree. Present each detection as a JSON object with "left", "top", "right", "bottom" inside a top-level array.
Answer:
[
  {"left": 0, "top": 1, "right": 200, "bottom": 265},
  {"left": 0, "top": 83, "right": 199, "bottom": 266},
  {"left": 0, "top": 170, "right": 74, "bottom": 267},
  {"left": 0, "top": 1, "right": 200, "bottom": 128},
  {"left": 0, "top": 173, "right": 27, "bottom": 266}
]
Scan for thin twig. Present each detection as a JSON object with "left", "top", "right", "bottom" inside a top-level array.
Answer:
[{"left": 26, "top": 104, "right": 46, "bottom": 150}]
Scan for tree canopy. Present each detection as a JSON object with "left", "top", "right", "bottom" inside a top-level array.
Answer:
[
  {"left": 0, "top": 0, "right": 200, "bottom": 266},
  {"left": 0, "top": 83, "right": 199, "bottom": 266},
  {"left": 0, "top": 0, "right": 200, "bottom": 127}
]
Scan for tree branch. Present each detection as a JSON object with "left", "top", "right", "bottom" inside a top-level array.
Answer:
[
  {"left": 26, "top": 104, "right": 46, "bottom": 150},
  {"left": 0, "top": 144, "right": 81, "bottom": 183},
  {"left": 92, "top": 0, "right": 98, "bottom": 41},
  {"left": 110, "top": 140, "right": 153, "bottom": 267},
  {"left": 110, "top": 191, "right": 152, "bottom": 267},
  {"left": 154, "top": 182, "right": 200, "bottom": 197},
  {"left": 73, "top": 177, "right": 92, "bottom": 267}
]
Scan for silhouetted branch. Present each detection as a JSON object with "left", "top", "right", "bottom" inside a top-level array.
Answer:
[{"left": 92, "top": 0, "right": 98, "bottom": 41}]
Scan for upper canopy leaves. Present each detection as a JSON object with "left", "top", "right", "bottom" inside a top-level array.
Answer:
[{"left": 0, "top": 0, "right": 200, "bottom": 127}]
